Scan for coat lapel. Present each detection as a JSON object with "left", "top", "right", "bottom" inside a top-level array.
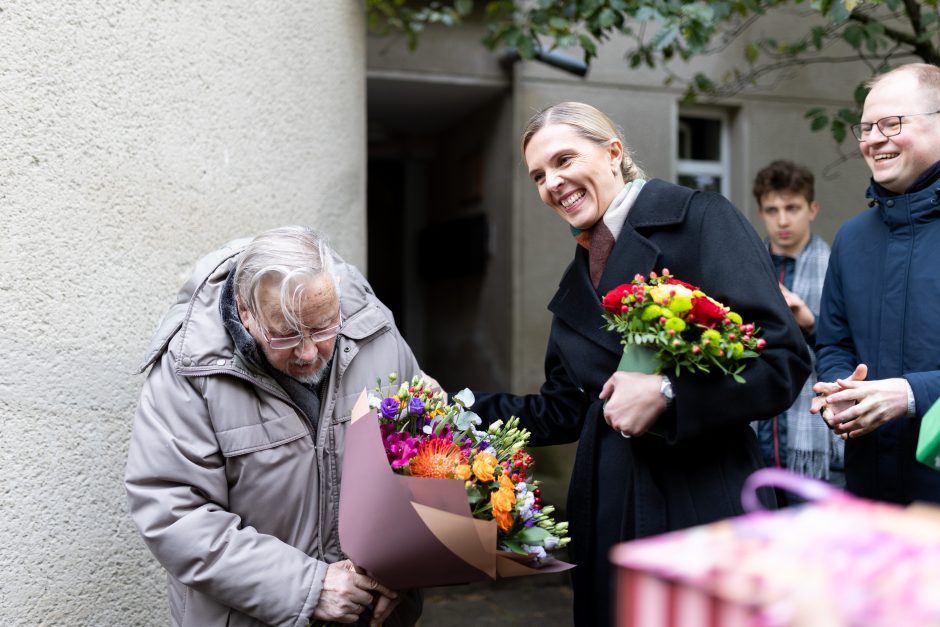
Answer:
[
  {"left": 548, "top": 248, "right": 621, "bottom": 356},
  {"left": 548, "top": 180, "right": 691, "bottom": 357}
]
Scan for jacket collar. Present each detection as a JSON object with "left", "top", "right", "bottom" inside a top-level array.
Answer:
[{"left": 867, "top": 180, "right": 940, "bottom": 228}]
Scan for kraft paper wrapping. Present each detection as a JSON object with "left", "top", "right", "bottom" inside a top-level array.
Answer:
[{"left": 338, "top": 390, "right": 573, "bottom": 590}]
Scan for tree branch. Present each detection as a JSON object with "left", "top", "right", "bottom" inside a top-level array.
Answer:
[{"left": 849, "top": 5, "right": 940, "bottom": 65}]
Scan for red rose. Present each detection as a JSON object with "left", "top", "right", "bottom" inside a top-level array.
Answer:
[
  {"left": 688, "top": 296, "right": 728, "bottom": 328},
  {"left": 602, "top": 284, "right": 637, "bottom": 312},
  {"left": 664, "top": 277, "right": 700, "bottom": 291}
]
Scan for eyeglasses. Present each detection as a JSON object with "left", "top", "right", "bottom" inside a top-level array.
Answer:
[
  {"left": 256, "top": 312, "right": 342, "bottom": 351},
  {"left": 851, "top": 110, "right": 940, "bottom": 141}
]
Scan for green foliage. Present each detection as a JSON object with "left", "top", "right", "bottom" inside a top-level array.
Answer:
[
  {"left": 365, "top": 0, "right": 940, "bottom": 144},
  {"left": 365, "top": 0, "right": 475, "bottom": 50}
]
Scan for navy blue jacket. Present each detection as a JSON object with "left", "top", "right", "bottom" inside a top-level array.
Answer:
[
  {"left": 816, "top": 181, "right": 940, "bottom": 504},
  {"left": 474, "top": 180, "right": 810, "bottom": 627}
]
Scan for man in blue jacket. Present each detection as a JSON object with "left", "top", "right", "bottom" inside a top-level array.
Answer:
[{"left": 813, "top": 63, "right": 940, "bottom": 504}]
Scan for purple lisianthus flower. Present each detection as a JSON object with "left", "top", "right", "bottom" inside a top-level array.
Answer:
[
  {"left": 408, "top": 396, "right": 425, "bottom": 417},
  {"left": 380, "top": 397, "right": 400, "bottom": 420}
]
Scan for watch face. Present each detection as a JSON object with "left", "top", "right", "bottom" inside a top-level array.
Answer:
[{"left": 661, "top": 377, "right": 674, "bottom": 401}]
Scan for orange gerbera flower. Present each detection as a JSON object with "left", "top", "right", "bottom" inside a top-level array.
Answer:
[
  {"left": 472, "top": 451, "right": 498, "bottom": 482},
  {"left": 409, "top": 438, "right": 467, "bottom": 479}
]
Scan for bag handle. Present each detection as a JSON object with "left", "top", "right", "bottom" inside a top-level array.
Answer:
[{"left": 741, "top": 467, "right": 841, "bottom": 513}]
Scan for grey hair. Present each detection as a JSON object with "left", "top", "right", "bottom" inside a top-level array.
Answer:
[
  {"left": 234, "top": 225, "right": 340, "bottom": 332},
  {"left": 520, "top": 101, "right": 645, "bottom": 182}
]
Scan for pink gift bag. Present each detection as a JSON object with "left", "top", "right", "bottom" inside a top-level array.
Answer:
[{"left": 610, "top": 468, "right": 940, "bottom": 627}]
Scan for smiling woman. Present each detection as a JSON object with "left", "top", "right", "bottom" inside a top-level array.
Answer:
[
  {"left": 524, "top": 123, "right": 625, "bottom": 231},
  {"left": 470, "top": 102, "right": 812, "bottom": 626}
]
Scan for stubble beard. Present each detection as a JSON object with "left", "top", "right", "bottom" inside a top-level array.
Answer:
[{"left": 290, "top": 355, "right": 331, "bottom": 387}]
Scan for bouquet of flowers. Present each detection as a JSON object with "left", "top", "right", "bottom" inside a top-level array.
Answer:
[
  {"left": 337, "top": 376, "right": 573, "bottom": 591},
  {"left": 601, "top": 269, "right": 765, "bottom": 383},
  {"left": 372, "top": 374, "right": 569, "bottom": 563}
]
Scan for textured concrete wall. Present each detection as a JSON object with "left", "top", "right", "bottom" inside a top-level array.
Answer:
[{"left": 0, "top": 3, "right": 365, "bottom": 624}]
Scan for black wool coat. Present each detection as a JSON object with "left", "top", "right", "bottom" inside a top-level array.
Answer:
[{"left": 473, "top": 179, "right": 811, "bottom": 627}]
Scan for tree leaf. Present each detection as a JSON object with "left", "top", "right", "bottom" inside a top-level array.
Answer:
[
  {"left": 832, "top": 119, "right": 847, "bottom": 143},
  {"left": 811, "top": 25, "right": 826, "bottom": 49},
  {"left": 842, "top": 23, "right": 864, "bottom": 48},
  {"left": 455, "top": 0, "right": 473, "bottom": 16},
  {"left": 804, "top": 106, "right": 826, "bottom": 118},
  {"left": 810, "top": 114, "right": 830, "bottom": 131},
  {"left": 653, "top": 24, "right": 680, "bottom": 50},
  {"left": 745, "top": 41, "right": 759, "bottom": 64}
]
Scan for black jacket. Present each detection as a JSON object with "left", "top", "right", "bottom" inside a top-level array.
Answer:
[{"left": 474, "top": 179, "right": 811, "bottom": 627}]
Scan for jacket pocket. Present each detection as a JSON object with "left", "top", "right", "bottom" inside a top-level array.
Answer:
[{"left": 215, "top": 413, "right": 309, "bottom": 457}]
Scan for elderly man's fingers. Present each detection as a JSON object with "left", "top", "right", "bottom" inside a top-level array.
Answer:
[
  {"left": 371, "top": 593, "right": 401, "bottom": 626},
  {"left": 352, "top": 572, "right": 395, "bottom": 600}
]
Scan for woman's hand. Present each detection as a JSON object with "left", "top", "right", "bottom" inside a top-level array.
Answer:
[{"left": 599, "top": 371, "right": 667, "bottom": 437}]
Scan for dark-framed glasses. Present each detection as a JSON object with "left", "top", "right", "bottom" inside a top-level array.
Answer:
[
  {"left": 256, "top": 312, "right": 342, "bottom": 350},
  {"left": 851, "top": 110, "right": 940, "bottom": 141}
]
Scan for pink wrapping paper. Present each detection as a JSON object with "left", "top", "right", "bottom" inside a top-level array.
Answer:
[{"left": 339, "top": 391, "right": 574, "bottom": 590}]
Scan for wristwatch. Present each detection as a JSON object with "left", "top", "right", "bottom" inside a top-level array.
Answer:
[{"left": 660, "top": 375, "right": 675, "bottom": 408}]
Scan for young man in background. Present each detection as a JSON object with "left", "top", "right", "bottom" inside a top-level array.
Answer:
[{"left": 752, "top": 160, "right": 841, "bottom": 487}]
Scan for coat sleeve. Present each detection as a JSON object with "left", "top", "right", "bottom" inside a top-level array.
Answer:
[
  {"left": 661, "top": 192, "right": 812, "bottom": 442},
  {"left": 473, "top": 331, "right": 591, "bottom": 446},
  {"left": 125, "top": 354, "right": 326, "bottom": 627}
]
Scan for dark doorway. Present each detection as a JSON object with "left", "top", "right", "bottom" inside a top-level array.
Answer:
[{"left": 366, "top": 158, "right": 406, "bottom": 331}]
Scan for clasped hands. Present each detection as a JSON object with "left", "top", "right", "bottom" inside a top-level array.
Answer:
[
  {"left": 811, "top": 364, "right": 910, "bottom": 439},
  {"left": 312, "top": 559, "right": 399, "bottom": 626},
  {"left": 599, "top": 371, "right": 666, "bottom": 438}
]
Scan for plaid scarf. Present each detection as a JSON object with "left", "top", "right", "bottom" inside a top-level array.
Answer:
[
  {"left": 572, "top": 179, "right": 647, "bottom": 288},
  {"left": 786, "top": 234, "right": 841, "bottom": 478}
]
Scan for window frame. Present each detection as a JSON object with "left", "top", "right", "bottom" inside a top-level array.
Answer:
[{"left": 676, "top": 107, "right": 731, "bottom": 198}]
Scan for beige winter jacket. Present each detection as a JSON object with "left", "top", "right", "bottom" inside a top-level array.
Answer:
[{"left": 125, "top": 241, "right": 421, "bottom": 627}]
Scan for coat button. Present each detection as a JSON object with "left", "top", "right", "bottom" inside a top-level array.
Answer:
[
  {"left": 886, "top": 199, "right": 895, "bottom": 207},
  {"left": 216, "top": 359, "right": 226, "bottom": 366},
  {"left": 182, "top": 357, "right": 192, "bottom": 366}
]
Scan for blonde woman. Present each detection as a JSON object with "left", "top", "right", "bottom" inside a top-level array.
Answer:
[{"left": 472, "top": 103, "right": 811, "bottom": 626}]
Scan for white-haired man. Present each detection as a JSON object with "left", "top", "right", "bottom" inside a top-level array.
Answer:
[{"left": 126, "top": 226, "right": 422, "bottom": 627}]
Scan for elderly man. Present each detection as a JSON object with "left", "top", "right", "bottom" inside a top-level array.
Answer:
[
  {"left": 125, "top": 226, "right": 422, "bottom": 627},
  {"left": 813, "top": 63, "right": 940, "bottom": 504}
]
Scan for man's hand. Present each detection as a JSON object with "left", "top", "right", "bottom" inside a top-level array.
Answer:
[
  {"left": 312, "top": 560, "right": 397, "bottom": 625},
  {"left": 599, "top": 372, "right": 666, "bottom": 437},
  {"left": 369, "top": 585, "right": 401, "bottom": 627},
  {"left": 824, "top": 374, "right": 910, "bottom": 439},
  {"left": 420, "top": 371, "right": 447, "bottom": 403},
  {"left": 812, "top": 364, "right": 867, "bottom": 438},
  {"left": 779, "top": 284, "right": 815, "bottom": 332}
]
